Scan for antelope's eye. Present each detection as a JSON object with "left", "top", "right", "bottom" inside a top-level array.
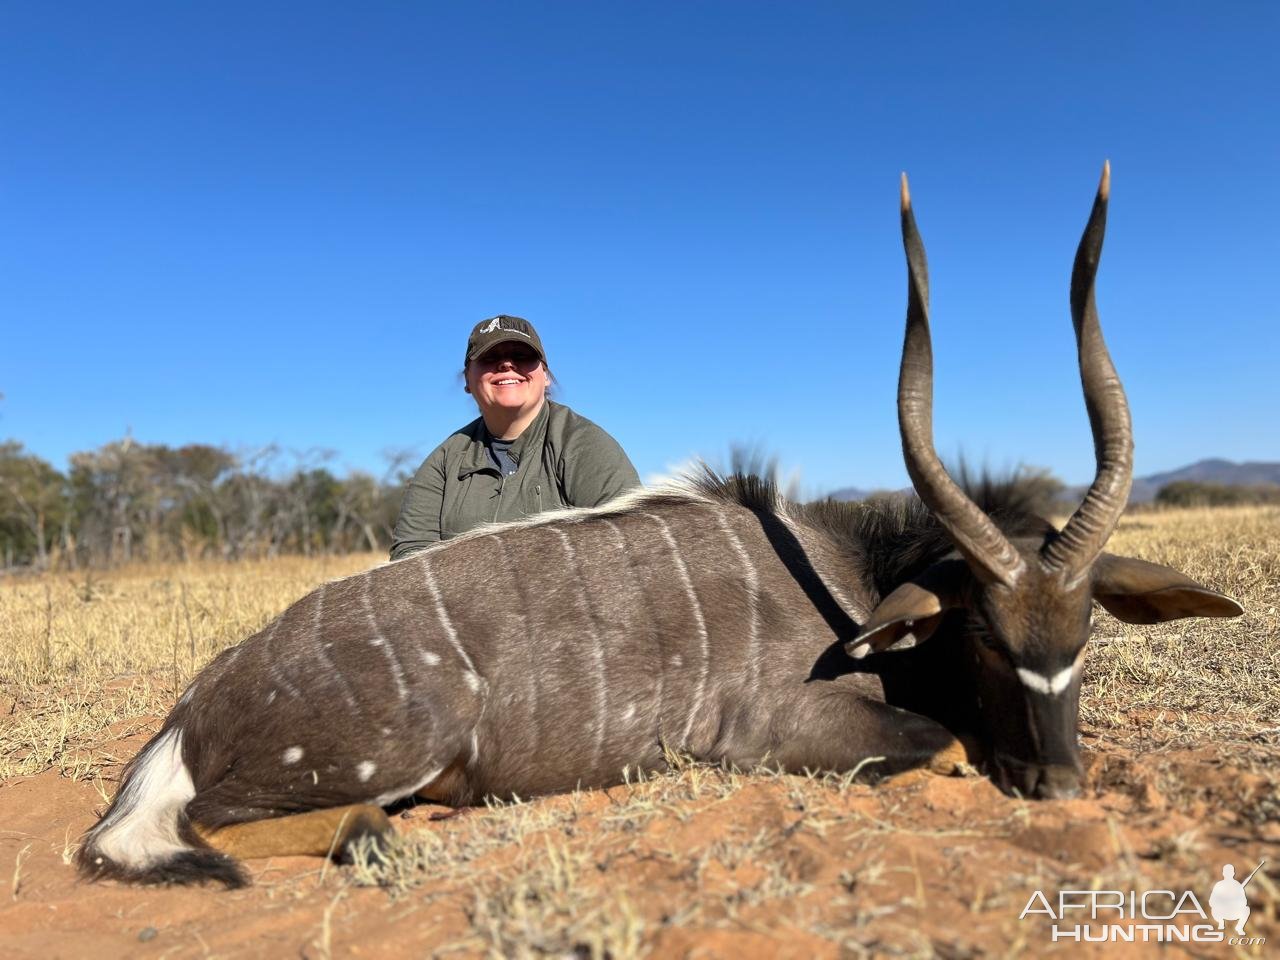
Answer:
[{"left": 972, "top": 626, "right": 1000, "bottom": 652}]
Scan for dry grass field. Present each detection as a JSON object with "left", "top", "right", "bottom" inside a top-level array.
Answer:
[{"left": 1, "top": 506, "right": 1277, "bottom": 958}]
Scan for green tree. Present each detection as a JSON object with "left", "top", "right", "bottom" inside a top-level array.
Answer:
[{"left": 0, "top": 441, "right": 67, "bottom": 568}]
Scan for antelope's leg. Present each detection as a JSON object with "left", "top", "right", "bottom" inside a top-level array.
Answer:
[
  {"left": 194, "top": 804, "right": 393, "bottom": 862},
  {"left": 921, "top": 732, "right": 983, "bottom": 775},
  {"left": 741, "top": 688, "right": 972, "bottom": 779}
]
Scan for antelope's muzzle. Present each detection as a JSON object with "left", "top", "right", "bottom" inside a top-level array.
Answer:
[
  {"left": 990, "top": 685, "right": 1084, "bottom": 799},
  {"left": 991, "top": 752, "right": 1083, "bottom": 800}
]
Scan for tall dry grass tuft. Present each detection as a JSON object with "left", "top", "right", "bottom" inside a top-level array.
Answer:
[{"left": 0, "top": 553, "right": 379, "bottom": 780}]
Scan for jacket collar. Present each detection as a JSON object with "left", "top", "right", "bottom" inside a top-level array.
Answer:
[{"left": 456, "top": 400, "right": 552, "bottom": 480}]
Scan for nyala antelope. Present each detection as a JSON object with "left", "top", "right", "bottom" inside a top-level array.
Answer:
[{"left": 78, "top": 165, "right": 1242, "bottom": 887}]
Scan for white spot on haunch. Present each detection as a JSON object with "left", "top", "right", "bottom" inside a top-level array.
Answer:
[
  {"left": 357, "top": 761, "right": 377, "bottom": 782},
  {"left": 464, "top": 671, "right": 482, "bottom": 693},
  {"left": 669, "top": 654, "right": 683, "bottom": 668},
  {"left": 621, "top": 704, "right": 637, "bottom": 722},
  {"left": 381, "top": 726, "right": 392, "bottom": 736},
  {"left": 282, "top": 746, "right": 303, "bottom": 765},
  {"left": 266, "top": 690, "right": 277, "bottom": 706},
  {"left": 420, "top": 650, "right": 441, "bottom": 667}
]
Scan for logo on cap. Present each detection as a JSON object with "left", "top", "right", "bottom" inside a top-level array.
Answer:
[{"left": 478, "top": 317, "right": 531, "bottom": 339}]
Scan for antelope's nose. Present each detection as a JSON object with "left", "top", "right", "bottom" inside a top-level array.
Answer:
[
  {"left": 1032, "top": 764, "right": 1082, "bottom": 800},
  {"left": 993, "top": 754, "right": 1083, "bottom": 800}
]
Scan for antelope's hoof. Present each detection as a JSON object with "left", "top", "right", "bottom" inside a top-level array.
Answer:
[
  {"left": 333, "top": 807, "right": 394, "bottom": 866},
  {"left": 926, "top": 736, "right": 982, "bottom": 776}
]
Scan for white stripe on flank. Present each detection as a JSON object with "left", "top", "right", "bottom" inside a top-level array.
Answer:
[
  {"left": 1016, "top": 664, "right": 1077, "bottom": 696},
  {"left": 176, "top": 681, "right": 198, "bottom": 707},
  {"left": 311, "top": 586, "right": 359, "bottom": 710},
  {"left": 552, "top": 526, "right": 609, "bottom": 773},
  {"left": 605, "top": 517, "right": 664, "bottom": 733},
  {"left": 778, "top": 514, "right": 868, "bottom": 621},
  {"left": 487, "top": 534, "right": 540, "bottom": 759},
  {"left": 361, "top": 580, "right": 408, "bottom": 700},
  {"left": 645, "top": 513, "right": 709, "bottom": 748},
  {"left": 87, "top": 728, "right": 195, "bottom": 870},
  {"left": 715, "top": 509, "right": 760, "bottom": 696},
  {"left": 420, "top": 558, "right": 481, "bottom": 679},
  {"left": 263, "top": 618, "right": 302, "bottom": 701}
]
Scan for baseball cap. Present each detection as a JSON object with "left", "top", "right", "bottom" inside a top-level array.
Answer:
[{"left": 465, "top": 315, "right": 546, "bottom": 364}]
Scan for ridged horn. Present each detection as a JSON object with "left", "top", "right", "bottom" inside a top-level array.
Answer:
[
  {"left": 1040, "top": 161, "right": 1134, "bottom": 580},
  {"left": 897, "top": 174, "right": 1026, "bottom": 587}
]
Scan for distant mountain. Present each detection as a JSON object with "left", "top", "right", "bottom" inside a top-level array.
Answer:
[
  {"left": 826, "top": 485, "right": 913, "bottom": 502},
  {"left": 825, "top": 459, "right": 1280, "bottom": 505},
  {"left": 1123, "top": 459, "right": 1280, "bottom": 503},
  {"left": 826, "top": 487, "right": 871, "bottom": 502}
]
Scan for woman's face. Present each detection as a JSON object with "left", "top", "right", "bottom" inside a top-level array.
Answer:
[{"left": 465, "top": 343, "right": 550, "bottom": 418}]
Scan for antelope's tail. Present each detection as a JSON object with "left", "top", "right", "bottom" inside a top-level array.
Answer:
[{"left": 75, "top": 727, "right": 246, "bottom": 888}]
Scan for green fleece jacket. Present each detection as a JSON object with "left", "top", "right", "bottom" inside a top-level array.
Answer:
[{"left": 390, "top": 401, "right": 641, "bottom": 559}]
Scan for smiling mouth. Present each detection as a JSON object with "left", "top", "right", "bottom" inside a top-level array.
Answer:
[{"left": 494, "top": 378, "right": 524, "bottom": 386}]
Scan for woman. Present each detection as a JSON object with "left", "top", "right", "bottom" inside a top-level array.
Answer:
[{"left": 390, "top": 315, "right": 641, "bottom": 559}]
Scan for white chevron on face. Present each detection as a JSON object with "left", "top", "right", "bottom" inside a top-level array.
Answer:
[{"left": 1015, "top": 662, "right": 1077, "bottom": 696}]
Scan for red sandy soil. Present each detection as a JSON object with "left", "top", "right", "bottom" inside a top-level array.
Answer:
[{"left": 1, "top": 716, "right": 1276, "bottom": 959}]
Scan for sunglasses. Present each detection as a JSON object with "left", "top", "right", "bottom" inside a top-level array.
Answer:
[{"left": 474, "top": 345, "right": 543, "bottom": 366}]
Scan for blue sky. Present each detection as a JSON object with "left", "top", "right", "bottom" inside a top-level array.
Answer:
[{"left": 2, "top": 2, "right": 1276, "bottom": 495}]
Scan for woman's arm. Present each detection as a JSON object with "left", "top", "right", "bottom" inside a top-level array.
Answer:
[
  {"left": 559, "top": 421, "right": 641, "bottom": 507},
  {"left": 390, "top": 446, "right": 448, "bottom": 560}
]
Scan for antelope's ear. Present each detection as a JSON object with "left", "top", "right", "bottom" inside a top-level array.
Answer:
[
  {"left": 1092, "top": 554, "right": 1245, "bottom": 624},
  {"left": 846, "top": 559, "right": 968, "bottom": 658}
]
